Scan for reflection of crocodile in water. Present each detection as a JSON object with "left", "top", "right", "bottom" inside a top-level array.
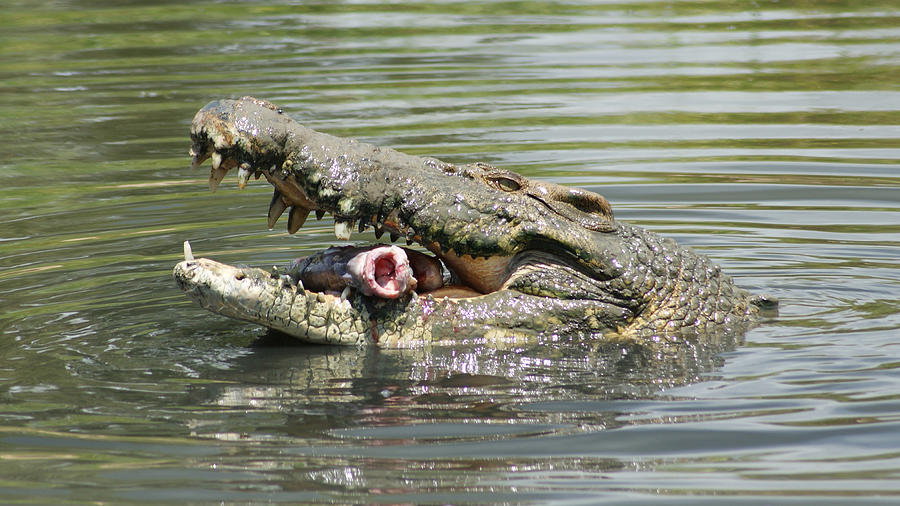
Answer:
[
  {"left": 174, "top": 96, "right": 775, "bottom": 347},
  {"left": 199, "top": 336, "right": 743, "bottom": 443}
]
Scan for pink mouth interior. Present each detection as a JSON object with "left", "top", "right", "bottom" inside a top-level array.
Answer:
[
  {"left": 374, "top": 257, "right": 399, "bottom": 290},
  {"left": 347, "top": 245, "right": 416, "bottom": 299}
]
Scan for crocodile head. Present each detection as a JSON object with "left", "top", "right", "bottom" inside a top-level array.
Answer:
[{"left": 174, "top": 97, "right": 768, "bottom": 347}]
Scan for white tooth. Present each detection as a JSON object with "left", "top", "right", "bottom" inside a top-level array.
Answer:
[
  {"left": 237, "top": 167, "right": 250, "bottom": 189},
  {"left": 211, "top": 151, "right": 223, "bottom": 170},
  {"left": 334, "top": 221, "right": 352, "bottom": 241},
  {"left": 183, "top": 240, "right": 194, "bottom": 261},
  {"left": 296, "top": 279, "right": 304, "bottom": 291},
  {"left": 340, "top": 286, "right": 350, "bottom": 303}
]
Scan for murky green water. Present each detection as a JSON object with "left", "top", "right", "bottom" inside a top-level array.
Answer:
[{"left": 2, "top": 0, "right": 899, "bottom": 502}]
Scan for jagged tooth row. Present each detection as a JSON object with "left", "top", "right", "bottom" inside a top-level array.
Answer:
[
  {"left": 195, "top": 144, "right": 436, "bottom": 249},
  {"left": 265, "top": 189, "right": 358, "bottom": 241},
  {"left": 282, "top": 205, "right": 435, "bottom": 249}
]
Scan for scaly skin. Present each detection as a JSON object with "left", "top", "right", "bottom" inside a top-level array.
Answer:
[{"left": 174, "top": 96, "right": 773, "bottom": 347}]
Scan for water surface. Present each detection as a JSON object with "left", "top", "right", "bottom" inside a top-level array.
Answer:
[{"left": 2, "top": 0, "right": 899, "bottom": 502}]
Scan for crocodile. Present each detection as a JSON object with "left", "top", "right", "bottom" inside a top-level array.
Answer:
[{"left": 174, "top": 96, "right": 774, "bottom": 347}]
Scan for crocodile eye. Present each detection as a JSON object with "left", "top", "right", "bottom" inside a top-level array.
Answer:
[{"left": 493, "top": 176, "right": 520, "bottom": 192}]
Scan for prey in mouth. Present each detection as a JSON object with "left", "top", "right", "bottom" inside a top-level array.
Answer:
[{"left": 174, "top": 97, "right": 769, "bottom": 347}]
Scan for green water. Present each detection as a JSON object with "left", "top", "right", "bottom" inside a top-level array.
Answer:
[{"left": 2, "top": 0, "right": 899, "bottom": 502}]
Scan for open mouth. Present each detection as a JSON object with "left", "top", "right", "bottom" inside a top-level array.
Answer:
[
  {"left": 184, "top": 96, "right": 626, "bottom": 316},
  {"left": 188, "top": 145, "right": 512, "bottom": 303}
]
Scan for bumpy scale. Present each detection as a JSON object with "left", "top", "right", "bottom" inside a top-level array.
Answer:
[{"left": 174, "top": 97, "right": 775, "bottom": 347}]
